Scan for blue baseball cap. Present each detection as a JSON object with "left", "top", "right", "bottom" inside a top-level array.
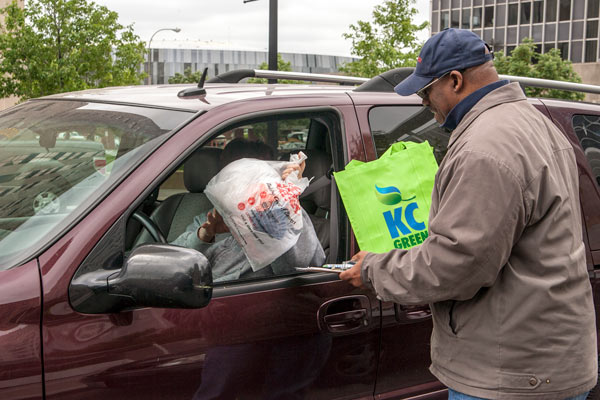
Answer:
[{"left": 394, "top": 28, "right": 493, "bottom": 96}]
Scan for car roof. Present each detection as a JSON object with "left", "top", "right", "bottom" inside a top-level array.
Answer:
[{"left": 41, "top": 83, "right": 358, "bottom": 112}]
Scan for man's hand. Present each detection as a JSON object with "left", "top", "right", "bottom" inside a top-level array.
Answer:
[
  {"left": 339, "top": 251, "right": 369, "bottom": 288},
  {"left": 198, "top": 208, "right": 229, "bottom": 242},
  {"left": 282, "top": 160, "right": 306, "bottom": 180}
]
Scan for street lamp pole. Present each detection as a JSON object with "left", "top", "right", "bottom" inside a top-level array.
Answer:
[
  {"left": 147, "top": 27, "right": 181, "bottom": 85},
  {"left": 244, "top": 0, "right": 278, "bottom": 83}
]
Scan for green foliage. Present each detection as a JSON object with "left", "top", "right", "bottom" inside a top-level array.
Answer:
[
  {"left": 340, "top": 0, "right": 428, "bottom": 78},
  {"left": 493, "top": 38, "right": 584, "bottom": 101},
  {"left": 168, "top": 67, "right": 207, "bottom": 84},
  {"left": 247, "top": 53, "right": 303, "bottom": 84},
  {"left": 0, "top": 0, "right": 147, "bottom": 100}
]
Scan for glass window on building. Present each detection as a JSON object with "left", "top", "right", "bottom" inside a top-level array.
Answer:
[
  {"left": 544, "top": 43, "right": 556, "bottom": 53},
  {"left": 441, "top": 0, "right": 450, "bottom": 9},
  {"left": 545, "top": 23, "right": 557, "bottom": 41},
  {"left": 585, "top": 40, "right": 598, "bottom": 61},
  {"left": 533, "top": 25, "right": 543, "bottom": 41},
  {"left": 497, "top": 4, "right": 506, "bottom": 26},
  {"left": 452, "top": 0, "right": 460, "bottom": 8},
  {"left": 587, "top": 20, "right": 599, "bottom": 39},
  {"left": 484, "top": 6, "right": 494, "bottom": 27},
  {"left": 588, "top": 0, "right": 600, "bottom": 19},
  {"left": 519, "top": 26, "right": 532, "bottom": 40},
  {"left": 452, "top": 10, "right": 460, "bottom": 28},
  {"left": 506, "top": 45, "right": 516, "bottom": 55},
  {"left": 462, "top": 0, "right": 472, "bottom": 6},
  {"left": 559, "top": 0, "right": 571, "bottom": 21},
  {"left": 441, "top": 11, "right": 450, "bottom": 29},
  {"left": 520, "top": 2, "right": 532, "bottom": 24},
  {"left": 508, "top": 26, "right": 518, "bottom": 43},
  {"left": 557, "top": 42, "right": 569, "bottom": 59},
  {"left": 572, "top": 40, "right": 583, "bottom": 62},
  {"left": 495, "top": 27, "right": 506, "bottom": 45},
  {"left": 474, "top": 0, "right": 482, "bottom": 5},
  {"left": 558, "top": 22, "right": 570, "bottom": 41},
  {"left": 433, "top": 0, "right": 439, "bottom": 10},
  {"left": 508, "top": 3, "right": 518, "bottom": 25},
  {"left": 573, "top": 21, "right": 584, "bottom": 40},
  {"left": 547, "top": 0, "right": 558, "bottom": 22},
  {"left": 462, "top": 9, "right": 471, "bottom": 29},
  {"left": 473, "top": 7, "right": 482, "bottom": 28},
  {"left": 433, "top": 11, "right": 440, "bottom": 32},
  {"left": 574, "top": 0, "right": 585, "bottom": 19},
  {"left": 533, "top": 1, "right": 544, "bottom": 23}
]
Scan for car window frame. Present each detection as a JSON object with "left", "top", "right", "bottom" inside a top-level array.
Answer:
[{"left": 105, "top": 106, "right": 351, "bottom": 298}]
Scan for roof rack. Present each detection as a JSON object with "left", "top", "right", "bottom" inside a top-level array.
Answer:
[
  {"left": 205, "top": 68, "right": 600, "bottom": 96},
  {"left": 206, "top": 69, "right": 368, "bottom": 85}
]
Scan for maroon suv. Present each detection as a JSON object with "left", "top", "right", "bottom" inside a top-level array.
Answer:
[{"left": 0, "top": 69, "right": 599, "bottom": 399}]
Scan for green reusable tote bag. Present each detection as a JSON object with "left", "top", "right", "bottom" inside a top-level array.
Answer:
[{"left": 333, "top": 141, "right": 438, "bottom": 253}]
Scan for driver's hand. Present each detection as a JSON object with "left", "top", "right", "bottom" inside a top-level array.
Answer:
[{"left": 198, "top": 209, "right": 229, "bottom": 242}]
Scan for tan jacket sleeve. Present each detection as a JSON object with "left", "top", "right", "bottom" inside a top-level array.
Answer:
[{"left": 361, "top": 150, "right": 528, "bottom": 305}]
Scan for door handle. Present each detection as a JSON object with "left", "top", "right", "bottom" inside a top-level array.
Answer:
[
  {"left": 323, "top": 309, "right": 368, "bottom": 332},
  {"left": 318, "top": 295, "right": 372, "bottom": 335},
  {"left": 394, "top": 304, "right": 431, "bottom": 324}
]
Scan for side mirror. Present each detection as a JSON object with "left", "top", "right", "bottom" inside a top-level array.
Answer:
[
  {"left": 69, "top": 244, "right": 212, "bottom": 313},
  {"left": 39, "top": 131, "right": 57, "bottom": 149}
]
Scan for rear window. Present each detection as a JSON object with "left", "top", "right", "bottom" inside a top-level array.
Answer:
[
  {"left": 368, "top": 106, "right": 450, "bottom": 164},
  {"left": 0, "top": 100, "right": 193, "bottom": 269}
]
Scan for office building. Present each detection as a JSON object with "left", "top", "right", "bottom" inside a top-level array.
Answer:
[
  {"left": 146, "top": 40, "right": 358, "bottom": 85},
  {"left": 430, "top": 0, "right": 600, "bottom": 101}
]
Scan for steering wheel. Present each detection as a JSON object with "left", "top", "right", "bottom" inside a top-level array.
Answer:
[{"left": 132, "top": 211, "right": 167, "bottom": 244}]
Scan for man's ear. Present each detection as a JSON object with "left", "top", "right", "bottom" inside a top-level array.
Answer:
[{"left": 450, "top": 70, "right": 464, "bottom": 93}]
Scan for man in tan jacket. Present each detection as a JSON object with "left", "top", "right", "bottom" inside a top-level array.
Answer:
[{"left": 340, "top": 28, "right": 597, "bottom": 400}]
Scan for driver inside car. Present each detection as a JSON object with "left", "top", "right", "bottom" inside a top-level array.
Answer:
[{"left": 171, "top": 138, "right": 326, "bottom": 282}]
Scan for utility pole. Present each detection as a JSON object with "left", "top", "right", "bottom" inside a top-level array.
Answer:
[{"left": 244, "top": 0, "right": 278, "bottom": 83}]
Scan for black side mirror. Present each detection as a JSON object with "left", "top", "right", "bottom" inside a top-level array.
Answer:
[{"left": 69, "top": 244, "right": 212, "bottom": 313}]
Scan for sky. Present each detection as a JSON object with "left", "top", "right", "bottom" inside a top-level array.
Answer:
[{"left": 93, "top": 0, "right": 431, "bottom": 57}]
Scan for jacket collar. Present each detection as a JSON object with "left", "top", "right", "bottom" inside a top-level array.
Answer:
[
  {"left": 447, "top": 82, "right": 527, "bottom": 149},
  {"left": 442, "top": 80, "right": 509, "bottom": 131}
]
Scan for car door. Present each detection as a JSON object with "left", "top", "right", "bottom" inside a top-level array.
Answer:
[
  {"left": 349, "top": 93, "right": 450, "bottom": 399},
  {"left": 39, "top": 97, "right": 383, "bottom": 399}
]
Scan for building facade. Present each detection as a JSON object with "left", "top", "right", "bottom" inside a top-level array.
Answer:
[
  {"left": 146, "top": 41, "right": 358, "bottom": 85},
  {"left": 430, "top": 0, "right": 600, "bottom": 101}
]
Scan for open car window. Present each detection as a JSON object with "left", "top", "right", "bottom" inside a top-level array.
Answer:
[{"left": 127, "top": 113, "right": 338, "bottom": 285}]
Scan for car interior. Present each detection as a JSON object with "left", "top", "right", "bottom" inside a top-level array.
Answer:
[{"left": 125, "top": 111, "right": 344, "bottom": 283}]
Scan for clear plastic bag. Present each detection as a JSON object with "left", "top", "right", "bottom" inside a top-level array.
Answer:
[{"left": 204, "top": 153, "right": 309, "bottom": 271}]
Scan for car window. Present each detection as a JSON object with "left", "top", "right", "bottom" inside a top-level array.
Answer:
[
  {"left": 0, "top": 100, "right": 193, "bottom": 269},
  {"left": 573, "top": 114, "right": 600, "bottom": 187},
  {"left": 368, "top": 106, "right": 450, "bottom": 164},
  {"left": 157, "top": 117, "right": 312, "bottom": 200},
  {"left": 130, "top": 113, "right": 336, "bottom": 285}
]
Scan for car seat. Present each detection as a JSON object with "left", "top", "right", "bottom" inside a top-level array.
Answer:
[
  {"left": 298, "top": 149, "right": 332, "bottom": 256},
  {"left": 134, "top": 147, "right": 222, "bottom": 246}
]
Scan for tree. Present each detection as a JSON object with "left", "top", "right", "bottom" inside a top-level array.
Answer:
[
  {"left": 168, "top": 67, "right": 206, "bottom": 84},
  {"left": 493, "top": 38, "right": 584, "bottom": 101},
  {"left": 340, "top": 0, "right": 428, "bottom": 78},
  {"left": 247, "top": 53, "right": 303, "bottom": 84},
  {"left": 0, "top": 0, "right": 147, "bottom": 100}
]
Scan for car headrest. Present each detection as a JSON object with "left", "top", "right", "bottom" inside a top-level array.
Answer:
[
  {"left": 184, "top": 147, "right": 223, "bottom": 193},
  {"left": 302, "top": 149, "right": 331, "bottom": 182}
]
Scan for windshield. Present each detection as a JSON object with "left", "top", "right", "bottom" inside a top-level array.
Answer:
[{"left": 0, "top": 100, "right": 194, "bottom": 269}]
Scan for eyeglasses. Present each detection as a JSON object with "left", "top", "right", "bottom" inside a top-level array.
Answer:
[{"left": 416, "top": 71, "right": 451, "bottom": 100}]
